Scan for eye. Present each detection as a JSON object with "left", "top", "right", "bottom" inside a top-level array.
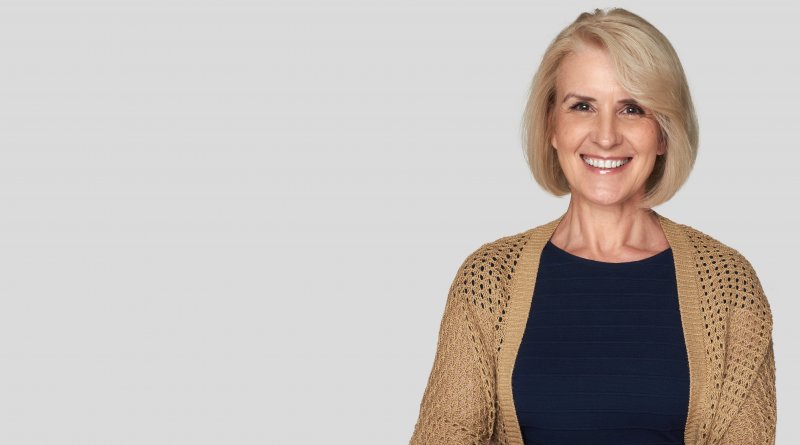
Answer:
[
  {"left": 622, "top": 104, "right": 645, "bottom": 115},
  {"left": 569, "top": 102, "right": 592, "bottom": 112}
]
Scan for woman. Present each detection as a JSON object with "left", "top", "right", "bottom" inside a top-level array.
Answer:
[{"left": 408, "top": 7, "right": 776, "bottom": 445}]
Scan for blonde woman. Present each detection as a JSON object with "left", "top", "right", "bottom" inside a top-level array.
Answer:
[{"left": 409, "top": 7, "right": 776, "bottom": 445}]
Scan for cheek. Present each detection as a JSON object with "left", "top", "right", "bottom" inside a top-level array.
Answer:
[
  {"left": 632, "top": 125, "right": 661, "bottom": 151},
  {"left": 552, "top": 116, "right": 587, "bottom": 146}
]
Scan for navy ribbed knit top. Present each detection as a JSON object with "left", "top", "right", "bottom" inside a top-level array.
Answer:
[{"left": 511, "top": 239, "right": 689, "bottom": 445}]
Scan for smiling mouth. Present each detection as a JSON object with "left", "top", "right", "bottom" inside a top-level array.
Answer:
[{"left": 580, "top": 154, "right": 633, "bottom": 169}]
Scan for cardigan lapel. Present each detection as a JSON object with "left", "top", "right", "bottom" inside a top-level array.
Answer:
[
  {"left": 657, "top": 211, "right": 711, "bottom": 445},
  {"left": 496, "top": 210, "right": 710, "bottom": 445},
  {"left": 496, "top": 212, "right": 562, "bottom": 445}
]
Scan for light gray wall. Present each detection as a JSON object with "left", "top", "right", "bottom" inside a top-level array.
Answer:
[{"left": 0, "top": 1, "right": 795, "bottom": 444}]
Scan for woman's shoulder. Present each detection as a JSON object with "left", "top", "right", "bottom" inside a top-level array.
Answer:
[
  {"left": 676, "top": 220, "right": 745, "bottom": 258},
  {"left": 676, "top": 221, "right": 763, "bottom": 278},
  {"left": 449, "top": 229, "right": 530, "bottom": 291},
  {"left": 445, "top": 227, "right": 537, "bottom": 309},
  {"left": 452, "top": 224, "right": 542, "bottom": 278},
  {"left": 674, "top": 221, "right": 773, "bottom": 322},
  {"left": 464, "top": 217, "right": 563, "bottom": 258}
]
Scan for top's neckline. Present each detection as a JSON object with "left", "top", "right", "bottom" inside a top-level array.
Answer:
[
  {"left": 497, "top": 210, "right": 708, "bottom": 444},
  {"left": 545, "top": 239, "right": 672, "bottom": 266}
]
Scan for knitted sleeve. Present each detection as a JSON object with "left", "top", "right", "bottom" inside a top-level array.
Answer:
[
  {"left": 718, "top": 254, "right": 777, "bottom": 444},
  {"left": 719, "top": 339, "right": 777, "bottom": 444},
  {"left": 409, "top": 248, "right": 495, "bottom": 445}
]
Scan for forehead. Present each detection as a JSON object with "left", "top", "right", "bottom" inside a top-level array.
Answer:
[{"left": 556, "top": 45, "right": 627, "bottom": 98}]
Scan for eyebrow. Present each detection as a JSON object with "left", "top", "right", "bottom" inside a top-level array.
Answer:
[{"left": 561, "top": 92, "right": 639, "bottom": 105}]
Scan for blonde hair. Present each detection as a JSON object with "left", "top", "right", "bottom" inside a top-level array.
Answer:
[{"left": 521, "top": 7, "right": 699, "bottom": 209}]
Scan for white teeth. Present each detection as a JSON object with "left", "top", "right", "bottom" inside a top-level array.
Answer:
[{"left": 582, "top": 155, "right": 631, "bottom": 169}]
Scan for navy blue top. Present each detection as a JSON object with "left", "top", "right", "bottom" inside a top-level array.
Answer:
[{"left": 511, "top": 240, "right": 689, "bottom": 445}]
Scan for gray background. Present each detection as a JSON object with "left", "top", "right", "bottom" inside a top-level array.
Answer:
[{"left": 0, "top": 0, "right": 796, "bottom": 443}]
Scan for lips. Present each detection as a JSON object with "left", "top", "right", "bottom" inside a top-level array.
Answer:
[
  {"left": 580, "top": 154, "right": 633, "bottom": 161},
  {"left": 580, "top": 154, "right": 632, "bottom": 171}
]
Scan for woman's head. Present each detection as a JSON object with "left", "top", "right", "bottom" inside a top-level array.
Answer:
[{"left": 521, "top": 8, "right": 698, "bottom": 210}]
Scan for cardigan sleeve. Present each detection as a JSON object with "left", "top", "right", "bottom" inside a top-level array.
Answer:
[
  {"left": 408, "top": 252, "right": 495, "bottom": 445},
  {"left": 718, "top": 338, "right": 776, "bottom": 444},
  {"left": 718, "top": 253, "right": 777, "bottom": 445}
]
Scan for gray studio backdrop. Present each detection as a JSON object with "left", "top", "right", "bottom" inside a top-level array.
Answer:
[{"left": 0, "top": 1, "right": 796, "bottom": 444}]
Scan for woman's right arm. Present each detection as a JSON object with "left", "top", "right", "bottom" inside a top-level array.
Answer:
[{"left": 408, "top": 251, "right": 496, "bottom": 445}]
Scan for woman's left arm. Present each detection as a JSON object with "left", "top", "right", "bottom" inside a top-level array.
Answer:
[
  {"left": 719, "top": 338, "right": 776, "bottom": 444},
  {"left": 719, "top": 253, "right": 777, "bottom": 444}
]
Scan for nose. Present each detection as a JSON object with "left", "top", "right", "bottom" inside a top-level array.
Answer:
[{"left": 591, "top": 111, "right": 623, "bottom": 149}]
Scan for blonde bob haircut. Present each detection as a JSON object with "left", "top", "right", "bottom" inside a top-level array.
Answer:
[{"left": 521, "top": 7, "right": 699, "bottom": 209}]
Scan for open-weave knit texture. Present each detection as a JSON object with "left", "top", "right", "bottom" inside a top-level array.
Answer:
[{"left": 408, "top": 210, "right": 776, "bottom": 445}]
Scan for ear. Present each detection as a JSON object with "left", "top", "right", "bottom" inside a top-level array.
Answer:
[
  {"left": 656, "top": 130, "right": 667, "bottom": 156},
  {"left": 548, "top": 109, "right": 558, "bottom": 150},
  {"left": 658, "top": 138, "right": 667, "bottom": 156}
]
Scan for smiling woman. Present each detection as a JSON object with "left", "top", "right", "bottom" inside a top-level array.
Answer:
[
  {"left": 523, "top": 12, "right": 697, "bottom": 214},
  {"left": 408, "top": 6, "right": 776, "bottom": 445},
  {"left": 550, "top": 43, "right": 666, "bottom": 212}
]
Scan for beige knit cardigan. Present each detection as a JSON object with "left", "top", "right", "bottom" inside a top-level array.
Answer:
[{"left": 409, "top": 210, "right": 776, "bottom": 445}]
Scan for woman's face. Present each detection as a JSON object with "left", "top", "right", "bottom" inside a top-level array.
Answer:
[{"left": 550, "top": 44, "right": 664, "bottom": 207}]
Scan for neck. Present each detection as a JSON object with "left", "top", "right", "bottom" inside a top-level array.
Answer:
[{"left": 549, "top": 197, "right": 668, "bottom": 262}]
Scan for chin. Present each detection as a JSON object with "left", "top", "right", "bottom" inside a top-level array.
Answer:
[{"left": 576, "top": 190, "right": 632, "bottom": 206}]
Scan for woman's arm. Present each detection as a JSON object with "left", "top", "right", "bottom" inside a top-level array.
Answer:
[
  {"left": 408, "top": 251, "right": 495, "bottom": 445},
  {"left": 719, "top": 338, "right": 777, "bottom": 445},
  {"left": 718, "top": 251, "right": 777, "bottom": 444}
]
